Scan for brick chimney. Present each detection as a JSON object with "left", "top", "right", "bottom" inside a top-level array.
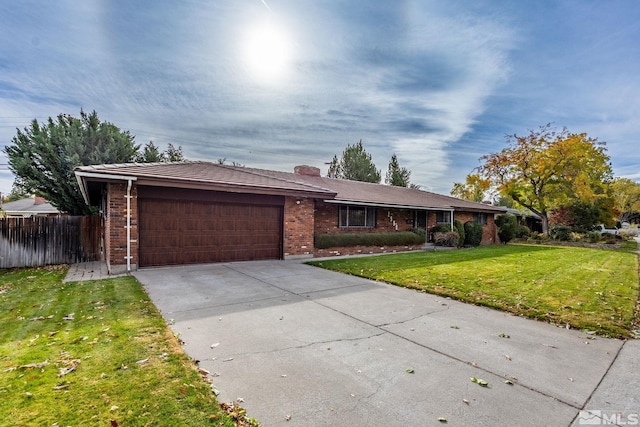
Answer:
[{"left": 294, "top": 165, "right": 321, "bottom": 177}]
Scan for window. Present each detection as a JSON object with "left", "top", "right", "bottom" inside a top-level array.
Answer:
[
  {"left": 339, "top": 206, "right": 376, "bottom": 228},
  {"left": 474, "top": 212, "right": 488, "bottom": 225},
  {"left": 436, "top": 211, "right": 450, "bottom": 224}
]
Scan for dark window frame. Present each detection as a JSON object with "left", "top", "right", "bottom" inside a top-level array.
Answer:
[
  {"left": 474, "top": 212, "right": 488, "bottom": 225},
  {"left": 339, "top": 205, "right": 376, "bottom": 228},
  {"left": 435, "top": 211, "right": 450, "bottom": 224}
]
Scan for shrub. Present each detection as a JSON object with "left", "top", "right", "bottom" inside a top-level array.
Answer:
[
  {"left": 314, "top": 231, "right": 425, "bottom": 249},
  {"left": 434, "top": 231, "right": 459, "bottom": 247},
  {"left": 495, "top": 214, "right": 517, "bottom": 244},
  {"left": 550, "top": 225, "right": 572, "bottom": 241},
  {"left": 514, "top": 225, "right": 531, "bottom": 238},
  {"left": 453, "top": 220, "right": 465, "bottom": 247},
  {"left": 586, "top": 231, "right": 601, "bottom": 243},
  {"left": 463, "top": 221, "right": 483, "bottom": 246},
  {"left": 431, "top": 224, "right": 451, "bottom": 234}
]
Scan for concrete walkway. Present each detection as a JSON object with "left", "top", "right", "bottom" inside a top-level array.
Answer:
[{"left": 63, "top": 261, "right": 114, "bottom": 282}]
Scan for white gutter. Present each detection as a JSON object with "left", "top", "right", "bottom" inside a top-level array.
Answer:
[
  {"left": 125, "top": 179, "right": 133, "bottom": 272},
  {"left": 75, "top": 171, "right": 138, "bottom": 204}
]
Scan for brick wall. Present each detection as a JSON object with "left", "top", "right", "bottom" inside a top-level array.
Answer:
[
  {"left": 283, "top": 196, "right": 315, "bottom": 257},
  {"left": 105, "top": 182, "right": 138, "bottom": 271},
  {"left": 314, "top": 201, "right": 415, "bottom": 234},
  {"left": 451, "top": 212, "right": 497, "bottom": 245}
]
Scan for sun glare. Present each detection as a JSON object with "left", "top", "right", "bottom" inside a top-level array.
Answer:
[{"left": 243, "top": 22, "right": 292, "bottom": 84}]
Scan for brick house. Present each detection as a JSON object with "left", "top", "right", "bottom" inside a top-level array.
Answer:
[{"left": 75, "top": 162, "right": 506, "bottom": 273}]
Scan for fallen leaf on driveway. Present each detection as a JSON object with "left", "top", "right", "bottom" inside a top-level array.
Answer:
[
  {"left": 470, "top": 377, "right": 488, "bottom": 387},
  {"left": 406, "top": 368, "right": 415, "bottom": 374}
]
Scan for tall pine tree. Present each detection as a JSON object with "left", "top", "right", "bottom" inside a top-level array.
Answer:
[
  {"left": 327, "top": 140, "right": 381, "bottom": 183},
  {"left": 5, "top": 110, "right": 139, "bottom": 215}
]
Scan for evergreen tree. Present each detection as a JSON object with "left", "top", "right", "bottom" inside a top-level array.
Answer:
[
  {"left": 385, "top": 154, "right": 411, "bottom": 187},
  {"left": 4, "top": 110, "right": 139, "bottom": 215},
  {"left": 329, "top": 140, "right": 381, "bottom": 183}
]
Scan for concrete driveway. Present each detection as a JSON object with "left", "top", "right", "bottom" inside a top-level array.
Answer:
[{"left": 133, "top": 260, "right": 639, "bottom": 427}]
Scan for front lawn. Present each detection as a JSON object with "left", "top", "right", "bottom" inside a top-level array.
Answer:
[
  {"left": 308, "top": 243, "right": 639, "bottom": 338},
  {"left": 0, "top": 266, "right": 243, "bottom": 426}
]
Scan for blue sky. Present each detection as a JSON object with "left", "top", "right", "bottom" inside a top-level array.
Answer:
[{"left": 1, "top": 0, "right": 638, "bottom": 197}]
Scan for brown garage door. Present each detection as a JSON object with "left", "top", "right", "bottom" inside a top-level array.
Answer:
[{"left": 138, "top": 196, "right": 283, "bottom": 267}]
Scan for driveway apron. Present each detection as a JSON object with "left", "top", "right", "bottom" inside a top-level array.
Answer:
[{"left": 133, "top": 260, "right": 635, "bottom": 427}]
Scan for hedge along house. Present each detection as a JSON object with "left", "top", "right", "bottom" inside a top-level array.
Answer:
[{"left": 75, "top": 162, "right": 506, "bottom": 274}]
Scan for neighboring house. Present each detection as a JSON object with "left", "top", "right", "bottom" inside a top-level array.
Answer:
[
  {"left": 1, "top": 196, "right": 61, "bottom": 217},
  {"left": 75, "top": 162, "right": 506, "bottom": 273},
  {"left": 503, "top": 207, "right": 543, "bottom": 233}
]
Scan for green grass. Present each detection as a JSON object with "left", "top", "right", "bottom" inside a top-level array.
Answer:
[
  {"left": 0, "top": 266, "right": 240, "bottom": 427},
  {"left": 308, "top": 243, "right": 639, "bottom": 338}
]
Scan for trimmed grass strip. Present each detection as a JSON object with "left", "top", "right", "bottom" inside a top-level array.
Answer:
[{"left": 308, "top": 243, "right": 639, "bottom": 338}]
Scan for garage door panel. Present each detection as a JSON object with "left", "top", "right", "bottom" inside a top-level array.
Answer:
[{"left": 139, "top": 197, "right": 282, "bottom": 267}]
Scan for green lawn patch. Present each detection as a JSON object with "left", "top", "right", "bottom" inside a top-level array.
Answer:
[
  {"left": 308, "top": 243, "right": 639, "bottom": 338},
  {"left": 0, "top": 266, "right": 242, "bottom": 426}
]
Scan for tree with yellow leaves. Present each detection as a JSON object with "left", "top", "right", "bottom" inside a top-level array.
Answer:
[{"left": 478, "top": 124, "right": 612, "bottom": 235}]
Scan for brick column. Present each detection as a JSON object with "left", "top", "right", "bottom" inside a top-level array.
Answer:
[
  {"left": 105, "top": 182, "right": 138, "bottom": 273},
  {"left": 283, "top": 197, "right": 315, "bottom": 258}
]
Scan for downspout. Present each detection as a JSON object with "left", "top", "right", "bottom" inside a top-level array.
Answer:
[
  {"left": 450, "top": 209, "right": 454, "bottom": 231},
  {"left": 126, "top": 179, "right": 133, "bottom": 272}
]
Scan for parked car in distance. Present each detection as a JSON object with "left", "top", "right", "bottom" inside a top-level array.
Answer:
[{"left": 595, "top": 224, "right": 618, "bottom": 235}]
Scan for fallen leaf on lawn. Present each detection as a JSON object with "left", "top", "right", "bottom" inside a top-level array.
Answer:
[
  {"left": 135, "top": 358, "right": 149, "bottom": 365},
  {"left": 20, "top": 360, "right": 49, "bottom": 369},
  {"left": 58, "top": 361, "right": 79, "bottom": 377},
  {"left": 53, "top": 383, "right": 69, "bottom": 390},
  {"left": 63, "top": 313, "right": 75, "bottom": 321},
  {"left": 110, "top": 420, "right": 119, "bottom": 427},
  {"left": 110, "top": 405, "right": 119, "bottom": 411},
  {"left": 25, "top": 392, "right": 33, "bottom": 398}
]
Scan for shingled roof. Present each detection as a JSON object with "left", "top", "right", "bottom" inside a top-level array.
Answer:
[{"left": 75, "top": 161, "right": 505, "bottom": 213}]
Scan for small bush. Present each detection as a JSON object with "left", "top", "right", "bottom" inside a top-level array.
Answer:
[
  {"left": 463, "top": 221, "right": 483, "bottom": 246},
  {"left": 496, "top": 214, "right": 517, "bottom": 244},
  {"left": 453, "top": 220, "right": 465, "bottom": 247},
  {"left": 550, "top": 225, "right": 572, "bottom": 241},
  {"left": 434, "top": 231, "right": 459, "bottom": 247},
  {"left": 314, "top": 231, "right": 425, "bottom": 249},
  {"left": 431, "top": 224, "right": 451, "bottom": 234},
  {"left": 586, "top": 231, "right": 601, "bottom": 243},
  {"left": 514, "top": 225, "right": 531, "bottom": 238}
]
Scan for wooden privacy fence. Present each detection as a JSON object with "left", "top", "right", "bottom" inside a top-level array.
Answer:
[{"left": 0, "top": 216, "right": 102, "bottom": 269}]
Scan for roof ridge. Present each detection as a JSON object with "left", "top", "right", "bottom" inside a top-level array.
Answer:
[{"left": 224, "top": 164, "right": 336, "bottom": 194}]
